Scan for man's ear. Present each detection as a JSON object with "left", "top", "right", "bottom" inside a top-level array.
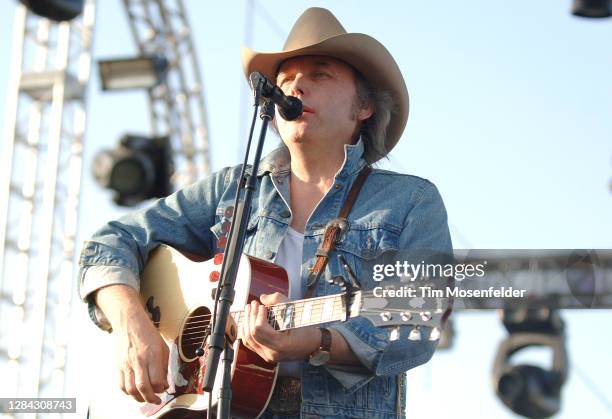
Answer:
[{"left": 357, "top": 103, "right": 374, "bottom": 121}]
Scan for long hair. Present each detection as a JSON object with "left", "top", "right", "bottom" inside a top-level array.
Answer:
[{"left": 353, "top": 71, "right": 395, "bottom": 163}]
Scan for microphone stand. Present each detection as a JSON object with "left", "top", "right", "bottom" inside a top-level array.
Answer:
[{"left": 203, "top": 79, "right": 275, "bottom": 419}]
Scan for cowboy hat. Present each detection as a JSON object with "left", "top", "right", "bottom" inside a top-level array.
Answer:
[{"left": 241, "top": 7, "right": 409, "bottom": 159}]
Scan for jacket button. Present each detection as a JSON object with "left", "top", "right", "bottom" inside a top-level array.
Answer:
[
  {"left": 264, "top": 250, "right": 275, "bottom": 259},
  {"left": 280, "top": 210, "right": 291, "bottom": 218},
  {"left": 335, "top": 184, "right": 343, "bottom": 190}
]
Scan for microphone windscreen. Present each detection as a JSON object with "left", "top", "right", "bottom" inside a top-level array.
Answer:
[{"left": 279, "top": 96, "right": 303, "bottom": 121}]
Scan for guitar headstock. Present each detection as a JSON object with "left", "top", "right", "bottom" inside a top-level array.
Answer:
[{"left": 348, "top": 283, "right": 450, "bottom": 342}]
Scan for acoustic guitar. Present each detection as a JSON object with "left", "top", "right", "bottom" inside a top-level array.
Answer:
[{"left": 134, "top": 244, "right": 446, "bottom": 418}]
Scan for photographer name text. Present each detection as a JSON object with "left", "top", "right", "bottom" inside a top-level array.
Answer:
[{"left": 372, "top": 285, "right": 526, "bottom": 298}]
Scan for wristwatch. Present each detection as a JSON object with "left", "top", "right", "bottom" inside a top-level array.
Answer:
[{"left": 309, "top": 328, "right": 332, "bottom": 366}]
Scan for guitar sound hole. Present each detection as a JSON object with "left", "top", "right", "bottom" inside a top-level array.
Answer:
[{"left": 179, "top": 306, "right": 211, "bottom": 361}]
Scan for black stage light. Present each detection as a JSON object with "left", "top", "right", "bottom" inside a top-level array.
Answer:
[
  {"left": 98, "top": 56, "right": 169, "bottom": 91},
  {"left": 493, "top": 333, "right": 568, "bottom": 418},
  {"left": 19, "top": 0, "right": 84, "bottom": 22},
  {"left": 92, "top": 135, "right": 173, "bottom": 206},
  {"left": 571, "top": 0, "right": 612, "bottom": 17},
  {"left": 492, "top": 309, "right": 568, "bottom": 419}
]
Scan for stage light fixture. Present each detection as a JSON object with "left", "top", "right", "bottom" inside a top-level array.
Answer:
[
  {"left": 571, "top": 0, "right": 612, "bottom": 17},
  {"left": 98, "top": 56, "right": 169, "bottom": 91},
  {"left": 92, "top": 135, "right": 173, "bottom": 206},
  {"left": 19, "top": 0, "right": 84, "bottom": 21},
  {"left": 492, "top": 309, "right": 568, "bottom": 419}
]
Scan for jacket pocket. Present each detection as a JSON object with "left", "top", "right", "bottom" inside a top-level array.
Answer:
[
  {"left": 336, "top": 222, "right": 399, "bottom": 259},
  {"left": 329, "top": 222, "right": 400, "bottom": 290}
]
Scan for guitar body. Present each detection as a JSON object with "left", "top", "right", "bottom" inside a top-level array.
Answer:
[{"left": 138, "top": 245, "right": 288, "bottom": 418}]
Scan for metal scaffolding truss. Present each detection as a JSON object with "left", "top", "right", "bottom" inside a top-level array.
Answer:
[
  {"left": 452, "top": 251, "right": 612, "bottom": 309},
  {"left": 0, "top": 0, "right": 96, "bottom": 400},
  {"left": 0, "top": 1, "right": 210, "bottom": 407},
  {"left": 123, "top": 0, "right": 211, "bottom": 186}
]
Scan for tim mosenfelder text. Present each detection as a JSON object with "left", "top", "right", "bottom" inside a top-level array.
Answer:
[{"left": 370, "top": 260, "right": 527, "bottom": 299}]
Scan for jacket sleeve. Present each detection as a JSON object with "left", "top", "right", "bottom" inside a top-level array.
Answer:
[
  {"left": 326, "top": 181, "right": 453, "bottom": 390},
  {"left": 77, "top": 167, "right": 233, "bottom": 331}
]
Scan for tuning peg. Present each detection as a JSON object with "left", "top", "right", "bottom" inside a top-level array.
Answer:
[
  {"left": 390, "top": 327, "right": 400, "bottom": 341},
  {"left": 429, "top": 327, "right": 441, "bottom": 341},
  {"left": 332, "top": 276, "right": 346, "bottom": 291},
  {"left": 408, "top": 327, "right": 422, "bottom": 341},
  {"left": 400, "top": 311, "right": 412, "bottom": 322},
  {"left": 379, "top": 311, "right": 392, "bottom": 322},
  {"left": 420, "top": 312, "right": 432, "bottom": 322}
]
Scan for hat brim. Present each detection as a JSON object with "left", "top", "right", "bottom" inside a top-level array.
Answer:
[{"left": 241, "top": 33, "right": 408, "bottom": 161}]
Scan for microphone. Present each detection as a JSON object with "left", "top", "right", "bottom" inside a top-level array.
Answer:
[{"left": 249, "top": 72, "right": 303, "bottom": 121}]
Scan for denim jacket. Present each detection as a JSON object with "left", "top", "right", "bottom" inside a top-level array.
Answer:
[{"left": 78, "top": 140, "right": 452, "bottom": 419}]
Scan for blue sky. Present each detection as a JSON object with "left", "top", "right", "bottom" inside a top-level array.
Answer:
[{"left": 1, "top": 1, "right": 611, "bottom": 417}]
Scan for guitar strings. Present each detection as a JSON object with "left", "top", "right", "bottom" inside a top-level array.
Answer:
[
  {"left": 158, "top": 290, "right": 442, "bottom": 345},
  {"left": 176, "top": 302, "right": 440, "bottom": 329},
  {"left": 171, "top": 294, "right": 344, "bottom": 325},
  {"left": 179, "top": 298, "right": 344, "bottom": 332},
  {"left": 179, "top": 299, "right": 348, "bottom": 343},
  {"left": 179, "top": 299, "right": 346, "bottom": 341},
  {"left": 160, "top": 290, "right": 368, "bottom": 325},
  {"left": 179, "top": 305, "right": 441, "bottom": 344},
  {"left": 165, "top": 288, "right": 436, "bottom": 324},
  {"left": 179, "top": 306, "right": 441, "bottom": 344},
  {"left": 174, "top": 294, "right": 439, "bottom": 326},
  {"left": 177, "top": 301, "right": 441, "bottom": 340}
]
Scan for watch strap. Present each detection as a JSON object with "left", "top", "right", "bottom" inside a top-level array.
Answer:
[{"left": 318, "top": 327, "right": 332, "bottom": 352}]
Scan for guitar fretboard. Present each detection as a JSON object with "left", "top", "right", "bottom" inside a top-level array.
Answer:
[{"left": 231, "top": 294, "right": 347, "bottom": 331}]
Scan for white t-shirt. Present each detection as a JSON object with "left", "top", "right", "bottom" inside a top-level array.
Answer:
[
  {"left": 275, "top": 226, "right": 305, "bottom": 301},
  {"left": 273, "top": 226, "right": 305, "bottom": 377}
]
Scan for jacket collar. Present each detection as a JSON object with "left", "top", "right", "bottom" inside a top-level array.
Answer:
[{"left": 257, "top": 139, "right": 367, "bottom": 178}]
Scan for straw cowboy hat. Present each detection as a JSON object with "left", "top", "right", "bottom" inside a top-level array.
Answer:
[{"left": 241, "top": 7, "right": 409, "bottom": 158}]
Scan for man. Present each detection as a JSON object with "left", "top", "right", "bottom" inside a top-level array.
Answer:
[{"left": 79, "top": 7, "right": 452, "bottom": 419}]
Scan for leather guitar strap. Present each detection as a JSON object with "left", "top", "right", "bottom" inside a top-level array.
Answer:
[{"left": 304, "top": 165, "right": 372, "bottom": 298}]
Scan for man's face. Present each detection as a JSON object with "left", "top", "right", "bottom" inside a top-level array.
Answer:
[{"left": 275, "top": 56, "right": 372, "bottom": 150}]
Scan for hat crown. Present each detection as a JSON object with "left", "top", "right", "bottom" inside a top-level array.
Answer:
[{"left": 283, "top": 7, "right": 347, "bottom": 51}]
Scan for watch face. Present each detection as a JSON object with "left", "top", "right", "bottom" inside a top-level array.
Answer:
[{"left": 309, "top": 351, "right": 331, "bottom": 367}]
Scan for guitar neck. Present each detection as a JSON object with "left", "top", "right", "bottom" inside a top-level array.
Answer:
[{"left": 231, "top": 293, "right": 350, "bottom": 331}]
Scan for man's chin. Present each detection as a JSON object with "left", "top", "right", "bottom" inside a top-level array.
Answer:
[{"left": 280, "top": 129, "right": 314, "bottom": 146}]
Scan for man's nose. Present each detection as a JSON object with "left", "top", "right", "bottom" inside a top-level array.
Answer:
[{"left": 286, "top": 74, "right": 306, "bottom": 97}]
